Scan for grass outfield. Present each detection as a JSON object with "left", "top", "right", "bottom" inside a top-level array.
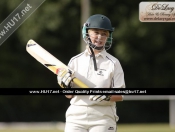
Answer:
[
  {"left": 118, "top": 123, "right": 175, "bottom": 132},
  {"left": 0, "top": 123, "right": 174, "bottom": 132}
]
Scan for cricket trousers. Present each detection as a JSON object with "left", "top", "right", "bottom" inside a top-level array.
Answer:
[{"left": 65, "top": 105, "right": 119, "bottom": 132}]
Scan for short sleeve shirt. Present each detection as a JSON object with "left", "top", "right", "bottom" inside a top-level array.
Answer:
[
  {"left": 68, "top": 49, "right": 125, "bottom": 88},
  {"left": 67, "top": 49, "right": 125, "bottom": 106}
]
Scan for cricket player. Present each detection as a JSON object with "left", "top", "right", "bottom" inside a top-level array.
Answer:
[{"left": 57, "top": 14, "right": 125, "bottom": 132}]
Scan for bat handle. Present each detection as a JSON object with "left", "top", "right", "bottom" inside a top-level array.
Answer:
[{"left": 73, "top": 78, "right": 89, "bottom": 88}]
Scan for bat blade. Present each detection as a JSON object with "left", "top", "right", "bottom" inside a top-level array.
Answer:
[
  {"left": 26, "top": 39, "right": 88, "bottom": 88},
  {"left": 26, "top": 39, "right": 68, "bottom": 74}
]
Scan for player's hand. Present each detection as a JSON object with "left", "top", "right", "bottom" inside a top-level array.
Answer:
[
  {"left": 89, "top": 95, "right": 112, "bottom": 102},
  {"left": 57, "top": 69, "right": 73, "bottom": 88}
]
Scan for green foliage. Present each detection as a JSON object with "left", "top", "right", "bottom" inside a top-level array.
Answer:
[
  {"left": 0, "top": 95, "right": 70, "bottom": 122},
  {"left": 91, "top": 0, "right": 175, "bottom": 88},
  {"left": 0, "top": 0, "right": 174, "bottom": 123},
  {"left": 1, "top": 0, "right": 175, "bottom": 87},
  {"left": 0, "top": 0, "right": 81, "bottom": 88}
]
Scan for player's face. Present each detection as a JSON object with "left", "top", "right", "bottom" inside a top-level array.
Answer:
[{"left": 88, "top": 29, "right": 109, "bottom": 47}]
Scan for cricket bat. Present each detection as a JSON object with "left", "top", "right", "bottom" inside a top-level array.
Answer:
[{"left": 26, "top": 39, "right": 89, "bottom": 88}]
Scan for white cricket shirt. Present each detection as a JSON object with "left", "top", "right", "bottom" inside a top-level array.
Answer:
[
  {"left": 68, "top": 49, "right": 125, "bottom": 88},
  {"left": 67, "top": 49, "right": 125, "bottom": 106}
]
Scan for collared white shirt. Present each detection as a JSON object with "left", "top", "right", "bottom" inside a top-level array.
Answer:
[
  {"left": 68, "top": 49, "right": 125, "bottom": 106},
  {"left": 68, "top": 49, "right": 125, "bottom": 88}
]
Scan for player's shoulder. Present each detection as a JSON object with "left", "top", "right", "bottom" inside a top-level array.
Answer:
[
  {"left": 69, "top": 51, "right": 85, "bottom": 62},
  {"left": 105, "top": 52, "right": 120, "bottom": 64}
]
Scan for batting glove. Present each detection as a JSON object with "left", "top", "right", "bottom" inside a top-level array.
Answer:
[
  {"left": 57, "top": 69, "right": 73, "bottom": 88},
  {"left": 89, "top": 95, "right": 112, "bottom": 102}
]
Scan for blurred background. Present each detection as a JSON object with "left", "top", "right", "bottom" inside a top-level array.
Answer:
[{"left": 0, "top": 0, "right": 175, "bottom": 131}]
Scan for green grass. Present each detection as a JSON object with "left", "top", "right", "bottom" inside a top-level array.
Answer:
[
  {"left": 0, "top": 130, "right": 62, "bottom": 132},
  {"left": 0, "top": 123, "right": 174, "bottom": 132},
  {"left": 118, "top": 123, "right": 175, "bottom": 132}
]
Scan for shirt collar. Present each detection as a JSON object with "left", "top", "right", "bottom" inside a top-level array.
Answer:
[
  {"left": 84, "top": 48, "right": 107, "bottom": 59},
  {"left": 97, "top": 49, "right": 107, "bottom": 59}
]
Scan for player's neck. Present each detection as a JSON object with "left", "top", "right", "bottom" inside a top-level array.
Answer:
[
  {"left": 87, "top": 47, "right": 101, "bottom": 55},
  {"left": 93, "top": 49, "right": 101, "bottom": 54}
]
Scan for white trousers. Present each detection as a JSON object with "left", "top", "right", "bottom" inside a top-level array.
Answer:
[{"left": 65, "top": 105, "right": 118, "bottom": 132}]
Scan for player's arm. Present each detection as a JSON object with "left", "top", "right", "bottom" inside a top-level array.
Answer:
[
  {"left": 109, "top": 95, "right": 123, "bottom": 102},
  {"left": 65, "top": 95, "right": 74, "bottom": 99},
  {"left": 89, "top": 73, "right": 125, "bottom": 102},
  {"left": 89, "top": 95, "right": 124, "bottom": 102},
  {"left": 109, "top": 60, "right": 125, "bottom": 102}
]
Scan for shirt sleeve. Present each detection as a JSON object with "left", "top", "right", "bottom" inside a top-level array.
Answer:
[{"left": 111, "top": 60, "right": 126, "bottom": 88}]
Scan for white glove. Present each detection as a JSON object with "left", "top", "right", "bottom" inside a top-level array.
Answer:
[
  {"left": 57, "top": 69, "right": 73, "bottom": 88},
  {"left": 89, "top": 95, "right": 111, "bottom": 102}
]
